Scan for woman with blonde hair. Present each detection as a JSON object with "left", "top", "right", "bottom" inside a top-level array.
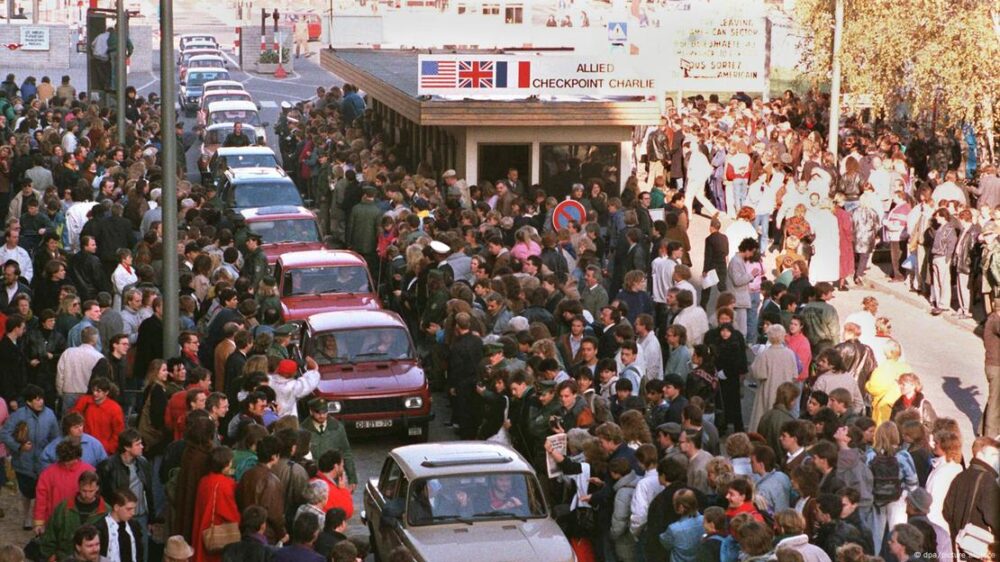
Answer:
[
  {"left": 865, "top": 338, "right": 912, "bottom": 424},
  {"left": 618, "top": 410, "right": 652, "bottom": 449},
  {"left": 870, "top": 421, "right": 919, "bottom": 554},
  {"left": 511, "top": 226, "right": 541, "bottom": 263}
]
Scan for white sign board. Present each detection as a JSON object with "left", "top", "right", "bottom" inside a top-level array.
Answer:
[
  {"left": 417, "top": 54, "right": 656, "bottom": 97},
  {"left": 20, "top": 27, "right": 50, "bottom": 51},
  {"left": 607, "top": 21, "right": 627, "bottom": 43},
  {"left": 669, "top": 16, "right": 768, "bottom": 92}
]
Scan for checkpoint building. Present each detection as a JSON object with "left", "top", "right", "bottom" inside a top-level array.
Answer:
[{"left": 321, "top": 49, "right": 661, "bottom": 196}]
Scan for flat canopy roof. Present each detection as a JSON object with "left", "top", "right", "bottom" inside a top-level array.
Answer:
[{"left": 322, "top": 49, "right": 661, "bottom": 127}]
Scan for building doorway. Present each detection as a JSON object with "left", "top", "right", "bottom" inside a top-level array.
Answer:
[{"left": 478, "top": 144, "right": 530, "bottom": 188}]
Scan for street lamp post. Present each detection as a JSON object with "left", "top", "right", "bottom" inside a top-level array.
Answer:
[
  {"left": 160, "top": 0, "right": 179, "bottom": 359},
  {"left": 827, "top": 0, "right": 843, "bottom": 158}
]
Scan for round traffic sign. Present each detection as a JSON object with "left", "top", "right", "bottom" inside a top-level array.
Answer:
[{"left": 552, "top": 199, "right": 586, "bottom": 231}]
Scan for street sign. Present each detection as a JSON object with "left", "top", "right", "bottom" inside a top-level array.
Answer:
[
  {"left": 552, "top": 200, "right": 586, "bottom": 231},
  {"left": 607, "top": 21, "right": 627, "bottom": 43}
]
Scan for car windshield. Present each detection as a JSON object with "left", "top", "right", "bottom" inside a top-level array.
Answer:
[
  {"left": 189, "top": 71, "right": 230, "bottom": 86},
  {"left": 217, "top": 153, "right": 277, "bottom": 170},
  {"left": 248, "top": 218, "right": 319, "bottom": 245},
  {"left": 284, "top": 265, "right": 370, "bottom": 296},
  {"left": 232, "top": 182, "right": 301, "bottom": 208},
  {"left": 306, "top": 327, "right": 413, "bottom": 364},
  {"left": 192, "top": 59, "right": 224, "bottom": 68},
  {"left": 406, "top": 473, "right": 546, "bottom": 526},
  {"left": 209, "top": 110, "right": 260, "bottom": 126},
  {"left": 205, "top": 127, "right": 256, "bottom": 146}
]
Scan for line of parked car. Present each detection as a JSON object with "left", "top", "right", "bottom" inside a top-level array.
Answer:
[
  {"left": 177, "top": 34, "right": 434, "bottom": 444},
  {"left": 176, "top": 35, "right": 574, "bottom": 562}
]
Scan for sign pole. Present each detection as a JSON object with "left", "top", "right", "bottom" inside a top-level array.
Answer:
[
  {"left": 160, "top": 0, "right": 179, "bottom": 359},
  {"left": 116, "top": 0, "right": 127, "bottom": 145},
  {"left": 827, "top": 0, "right": 843, "bottom": 158}
]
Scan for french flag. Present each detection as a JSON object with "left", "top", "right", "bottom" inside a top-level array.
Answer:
[{"left": 494, "top": 60, "right": 531, "bottom": 89}]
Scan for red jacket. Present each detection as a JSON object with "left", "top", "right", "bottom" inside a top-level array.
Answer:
[
  {"left": 311, "top": 474, "right": 353, "bottom": 519},
  {"left": 725, "top": 501, "right": 764, "bottom": 523},
  {"left": 71, "top": 395, "right": 125, "bottom": 455},
  {"left": 191, "top": 473, "right": 241, "bottom": 562},
  {"left": 165, "top": 384, "right": 202, "bottom": 433},
  {"left": 34, "top": 460, "right": 96, "bottom": 524}
]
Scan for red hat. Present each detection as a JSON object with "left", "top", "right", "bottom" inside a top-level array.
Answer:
[{"left": 276, "top": 359, "right": 298, "bottom": 377}]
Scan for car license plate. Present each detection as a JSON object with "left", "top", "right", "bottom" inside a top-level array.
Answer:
[
  {"left": 408, "top": 426, "right": 423, "bottom": 436},
  {"left": 355, "top": 419, "right": 393, "bottom": 429}
]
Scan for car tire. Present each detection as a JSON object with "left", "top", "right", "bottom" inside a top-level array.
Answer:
[{"left": 407, "top": 422, "right": 430, "bottom": 444}]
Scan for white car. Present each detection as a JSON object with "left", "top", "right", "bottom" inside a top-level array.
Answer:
[
  {"left": 179, "top": 34, "right": 219, "bottom": 50},
  {"left": 181, "top": 54, "right": 228, "bottom": 81},
  {"left": 202, "top": 79, "right": 246, "bottom": 94},
  {"left": 204, "top": 100, "right": 266, "bottom": 141},
  {"left": 201, "top": 123, "right": 259, "bottom": 158},
  {"left": 198, "top": 90, "right": 256, "bottom": 125}
]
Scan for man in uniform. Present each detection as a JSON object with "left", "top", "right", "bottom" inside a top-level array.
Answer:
[
  {"left": 302, "top": 398, "right": 358, "bottom": 490},
  {"left": 242, "top": 232, "right": 268, "bottom": 285},
  {"left": 268, "top": 324, "right": 295, "bottom": 360}
]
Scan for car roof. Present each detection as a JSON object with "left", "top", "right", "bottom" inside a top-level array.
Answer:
[
  {"left": 183, "top": 49, "right": 221, "bottom": 57},
  {"left": 307, "top": 308, "right": 405, "bottom": 332},
  {"left": 203, "top": 80, "right": 245, "bottom": 89},
  {"left": 279, "top": 249, "right": 368, "bottom": 269},
  {"left": 203, "top": 90, "right": 251, "bottom": 98},
  {"left": 226, "top": 167, "right": 290, "bottom": 182},
  {"left": 207, "top": 100, "right": 257, "bottom": 112},
  {"left": 180, "top": 33, "right": 217, "bottom": 40},
  {"left": 206, "top": 123, "right": 256, "bottom": 133},
  {"left": 216, "top": 146, "right": 274, "bottom": 157},
  {"left": 390, "top": 442, "right": 532, "bottom": 480},
  {"left": 188, "top": 54, "right": 226, "bottom": 62},
  {"left": 240, "top": 205, "right": 315, "bottom": 221},
  {"left": 187, "top": 68, "right": 229, "bottom": 78}
]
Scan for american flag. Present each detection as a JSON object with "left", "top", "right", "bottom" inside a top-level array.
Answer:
[
  {"left": 458, "top": 60, "right": 495, "bottom": 88},
  {"left": 419, "top": 60, "right": 457, "bottom": 88}
]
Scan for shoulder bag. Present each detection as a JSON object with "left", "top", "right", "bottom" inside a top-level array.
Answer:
[
  {"left": 955, "top": 472, "right": 995, "bottom": 560},
  {"left": 202, "top": 483, "right": 241, "bottom": 553}
]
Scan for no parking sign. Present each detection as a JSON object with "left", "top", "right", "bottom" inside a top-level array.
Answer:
[{"left": 552, "top": 200, "right": 586, "bottom": 231}]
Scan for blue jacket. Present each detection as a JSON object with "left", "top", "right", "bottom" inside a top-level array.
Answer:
[
  {"left": 0, "top": 405, "right": 60, "bottom": 476},
  {"left": 40, "top": 434, "right": 108, "bottom": 471},
  {"left": 659, "top": 514, "right": 704, "bottom": 562}
]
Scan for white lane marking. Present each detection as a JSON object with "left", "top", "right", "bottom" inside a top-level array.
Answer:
[
  {"left": 134, "top": 72, "right": 161, "bottom": 93},
  {"left": 260, "top": 100, "right": 278, "bottom": 108}
]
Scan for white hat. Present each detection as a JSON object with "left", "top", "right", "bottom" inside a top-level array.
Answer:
[
  {"left": 181, "top": 198, "right": 196, "bottom": 209},
  {"left": 429, "top": 240, "right": 451, "bottom": 254},
  {"left": 507, "top": 316, "right": 529, "bottom": 333},
  {"left": 280, "top": 101, "right": 292, "bottom": 109},
  {"left": 150, "top": 188, "right": 162, "bottom": 201},
  {"left": 442, "top": 169, "right": 457, "bottom": 178}
]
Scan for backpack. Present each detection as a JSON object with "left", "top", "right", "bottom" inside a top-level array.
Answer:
[{"left": 870, "top": 453, "right": 902, "bottom": 507}]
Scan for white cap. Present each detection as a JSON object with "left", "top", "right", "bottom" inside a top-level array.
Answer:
[
  {"left": 442, "top": 169, "right": 457, "bottom": 178},
  {"left": 280, "top": 101, "right": 292, "bottom": 109},
  {"left": 507, "top": 316, "right": 529, "bottom": 333},
  {"left": 150, "top": 188, "right": 162, "bottom": 201},
  {"left": 429, "top": 240, "right": 451, "bottom": 254}
]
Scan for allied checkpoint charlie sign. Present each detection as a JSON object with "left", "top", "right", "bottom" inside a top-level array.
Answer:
[{"left": 417, "top": 54, "right": 656, "bottom": 97}]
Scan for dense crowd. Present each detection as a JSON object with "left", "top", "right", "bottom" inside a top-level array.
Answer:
[{"left": 0, "top": 65, "right": 997, "bottom": 562}]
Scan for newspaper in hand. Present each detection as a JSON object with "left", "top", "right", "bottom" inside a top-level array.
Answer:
[{"left": 545, "top": 433, "right": 567, "bottom": 479}]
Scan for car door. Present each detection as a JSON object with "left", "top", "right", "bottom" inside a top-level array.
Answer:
[{"left": 368, "top": 458, "right": 403, "bottom": 557}]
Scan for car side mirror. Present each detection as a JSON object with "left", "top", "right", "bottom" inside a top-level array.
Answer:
[{"left": 381, "top": 498, "right": 405, "bottom": 528}]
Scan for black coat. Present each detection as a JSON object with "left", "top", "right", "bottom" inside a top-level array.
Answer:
[
  {"left": 644, "top": 483, "right": 706, "bottom": 562},
  {"left": 222, "top": 535, "right": 276, "bottom": 562},
  {"left": 0, "top": 335, "right": 27, "bottom": 402},
  {"left": 96, "top": 453, "right": 155, "bottom": 517},
  {"left": 0, "top": 282, "right": 32, "bottom": 311},
  {"left": 508, "top": 387, "right": 539, "bottom": 459},
  {"left": 68, "top": 250, "right": 110, "bottom": 301},
  {"left": 702, "top": 232, "right": 729, "bottom": 280},
  {"left": 447, "top": 333, "right": 482, "bottom": 392},
  {"left": 133, "top": 315, "right": 163, "bottom": 383},
  {"left": 95, "top": 516, "right": 145, "bottom": 562},
  {"left": 815, "top": 519, "right": 870, "bottom": 558},
  {"left": 93, "top": 215, "right": 136, "bottom": 264},
  {"left": 942, "top": 459, "right": 999, "bottom": 547}
]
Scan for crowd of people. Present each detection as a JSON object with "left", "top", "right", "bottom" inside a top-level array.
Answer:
[{"left": 0, "top": 63, "right": 996, "bottom": 562}]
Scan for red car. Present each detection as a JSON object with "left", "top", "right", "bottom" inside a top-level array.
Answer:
[
  {"left": 240, "top": 206, "right": 324, "bottom": 266},
  {"left": 300, "top": 309, "right": 433, "bottom": 440},
  {"left": 274, "top": 249, "right": 381, "bottom": 322}
]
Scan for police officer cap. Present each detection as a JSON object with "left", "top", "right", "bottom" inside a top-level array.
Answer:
[
  {"left": 281, "top": 101, "right": 292, "bottom": 109},
  {"left": 429, "top": 240, "right": 451, "bottom": 254},
  {"left": 246, "top": 232, "right": 263, "bottom": 242},
  {"left": 308, "top": 397, "right": 328, "bottom": 412},
  {"left": 484, "top": 342, "right": 504, "bottom": 355},
  {"left": 275, "top": 323, "right": 297, "bottom": 336},
  {"left": 537, "top": 380, "right": 558, "bottom": 392}
]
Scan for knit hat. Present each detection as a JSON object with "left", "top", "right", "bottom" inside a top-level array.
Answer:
[{"left": 276, "top": 359, "right": 298, "bottom": 377}]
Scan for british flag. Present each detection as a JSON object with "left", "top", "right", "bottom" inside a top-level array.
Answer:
[{"left": 458, "top": 60, "right": 495, "bottom": 88}]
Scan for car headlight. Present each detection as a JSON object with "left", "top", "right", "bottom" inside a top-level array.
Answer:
[
  {"left": 326, "top": 401, "right": 342, "bottom": 414},
  {"left": 403, "top": 396, "right": 423, "bottom": 409}
]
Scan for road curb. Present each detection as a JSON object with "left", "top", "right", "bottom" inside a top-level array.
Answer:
[{"left": 863, "top": 274, "right": 979, "bottom": 334}]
